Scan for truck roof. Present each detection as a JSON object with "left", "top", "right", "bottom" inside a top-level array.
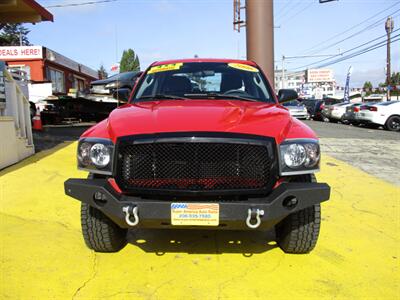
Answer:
[{"left": 151, "top": 58, "right": 257, "bottom": 67}]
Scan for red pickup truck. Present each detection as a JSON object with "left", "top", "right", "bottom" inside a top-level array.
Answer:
[{"left": 65, "top": 59, "right": 330, "bottom": 253}]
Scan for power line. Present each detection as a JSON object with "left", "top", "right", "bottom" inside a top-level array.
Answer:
[
  {"left": 300, "top": 1, "right": 400, "bottom": 54},
  {"left": 293, "top": 33, "right": 400, "bottom": 70},
  {"left": 45, "top": 0, "right": 119, "bottom": 8},
  {"left": 293, "top": 27, "right": 400, "bottom": 70},
  {"left": 315, "top": 35, "right": 399, "bottom": 69},
  {"left": 305, "top": 2, "right": 400, "bottom": 54},
  {"left": 317, "top": 36, "right": 400, "bottom": 69},
  {"left": 274, "top": 0, "right": 292, "bottom": 20},
  {"left": 275, "top": 0, "right": 299, "bottom": 20},
  {"left": 278, "top": 1, "right": 315, "bottom": 26},
  {"left": 275, "top": 0, "right": 304, "bottom": 23},
  {"left": 308, "top": 8, "right": 400, "bottom": 55}
]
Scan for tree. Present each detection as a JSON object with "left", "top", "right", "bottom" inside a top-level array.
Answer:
[
  {"left": 389, "top": 72, "right": 400, "bottom": 97},
  {"left": 363, "top": 81, "right": 372, "bottom": 90},
  {"left": 390, "top": 72, "right": 400, "bottom": 85},
  {"left": 380, "top": 72, "right": 400, "bottom": 86},
  {"left": 363, "top": 81, "right": 373, "bottom": 94},
  {"left": 98, "top": 64, "right": 108, "bottom": 79},
  {"left": 119, "top": 49, "right": 140, "bottom": 72},
  {"left": 0, "top": 23, "right": 31, "bottom": 46}
]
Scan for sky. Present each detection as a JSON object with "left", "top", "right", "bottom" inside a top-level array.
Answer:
[{"left": 27, "top": 0, "right": 400, "bottom": 88}]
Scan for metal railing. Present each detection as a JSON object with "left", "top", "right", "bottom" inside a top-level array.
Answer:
[
  {"left": 0, "top": 66, "right": 5, "bottom": 115},
  {"left": 1, "top": 67, "right": 34, "bottom": 146}
]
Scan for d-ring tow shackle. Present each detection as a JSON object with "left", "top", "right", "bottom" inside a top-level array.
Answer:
[
  {"left": 246, "top": 208, "right": 264, "bottom": 229},
  {"left": 122, "top": 205, "right": 139, "bottom": 226}
]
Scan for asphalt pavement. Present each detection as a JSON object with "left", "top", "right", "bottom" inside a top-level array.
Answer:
[
  {"left": 303, "top": 120, "right": 400, "bottom": 140},
  {"left": 33, "top": 125, "right": 92, "bottom": 152},
  {"left": 303, "top": 120, "right": 400, "bottom": 186}
]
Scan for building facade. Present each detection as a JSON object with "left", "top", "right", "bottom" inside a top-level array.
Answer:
[
  {"left": 0, "top": 46, "right": 98, "bottom": 96},
  {"left": 274, "top": 70, "right": 304, "bottom": 91}
]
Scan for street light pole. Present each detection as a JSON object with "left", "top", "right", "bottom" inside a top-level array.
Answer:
[{"left": 385, "top": 17, "right": 394, "bottom": 101}]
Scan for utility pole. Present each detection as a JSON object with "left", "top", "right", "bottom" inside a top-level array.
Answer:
[
  {"left": 281, "top": 55, "right": 285, "bottom": 89},
  {"left": 385, "top": 17, "right": 394, "bottom": 101},
  {"left": 246, "top": 0, "right": 274, "bottom": 87},
  {"left": 233, "top": 0, "right": 338, "bottom": 90}
]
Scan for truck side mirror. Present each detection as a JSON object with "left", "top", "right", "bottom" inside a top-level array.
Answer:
[
  {"left": 112, "top": 88, "right": 131, "bottom": 102},
  {"left": 278, "top": 89, "right": 298, "bottom": 103}
]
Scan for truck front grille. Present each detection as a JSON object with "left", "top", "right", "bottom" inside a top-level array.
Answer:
[{"left": 115, "top": 133, "right": 277, "bottom": 196}]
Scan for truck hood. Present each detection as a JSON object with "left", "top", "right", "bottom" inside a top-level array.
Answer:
[{"left": 83, "top": 100, "right": 316, "bottom": 144}]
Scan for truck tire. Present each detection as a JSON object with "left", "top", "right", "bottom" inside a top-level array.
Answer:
[
  {"left": 385, "top": 115, "right": 400, "bottom": 132},
  {"left": 275, "top": 174, "right": 321, "bottom": 254},
  {"left": 81, "top": 203, "right": 127, "bottom": 252}
]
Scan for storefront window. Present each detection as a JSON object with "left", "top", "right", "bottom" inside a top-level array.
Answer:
[
  {"left": 47, "top": 67, "right": 65, "bottom": 93},
  {"left": 8, "top": 65, "right": 30, "bottom": 81},
  {"left": 73, "top": 77, "right": 85, "bottom": 91}
]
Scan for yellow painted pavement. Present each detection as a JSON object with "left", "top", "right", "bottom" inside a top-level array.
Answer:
[{"left": 0, "top": 142, "right": 399, "bottom": 299}]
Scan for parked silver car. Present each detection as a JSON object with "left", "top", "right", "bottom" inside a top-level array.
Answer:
[{"left": 282, "top": 100, "right": 309, "bottom": 119}]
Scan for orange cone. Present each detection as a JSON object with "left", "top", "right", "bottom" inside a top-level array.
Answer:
[{"left": 32, "top": 111, "right": 43, "bottom": 131}]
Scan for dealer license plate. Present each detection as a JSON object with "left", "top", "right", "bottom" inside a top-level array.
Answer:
[{"left": 171, "top": 203, "right": 219, "bottom": 226}]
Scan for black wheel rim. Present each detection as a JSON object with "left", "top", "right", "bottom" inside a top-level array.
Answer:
[{"left": 389, "top": 117, "right": 400, "bottom": 131}]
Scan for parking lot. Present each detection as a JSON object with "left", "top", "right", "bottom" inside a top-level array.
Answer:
[
  {"left": 1, "top": 121, "right": 399, "bottom": 299},
  {"left": 305, "top": 120, "right": 400, "bottom": 185}
]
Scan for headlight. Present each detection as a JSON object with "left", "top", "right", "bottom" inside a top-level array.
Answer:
[
  {"left": 283, "top": 144, "right": 307, "bottom": 168},
  {"left": 90, "top": 143, "right": 110, "bottom": 167},
  {"left": 78, "top": 142, "right": 92, "bottom": 165},
  {"left": 105, "top": 82, "right": 119, "bottom": 89},
  {"left": 77, "top": 138, "right": 114, "bottom": 174},
  {"left": 280, "top": 139, "right": 320, "bottom": 175}
]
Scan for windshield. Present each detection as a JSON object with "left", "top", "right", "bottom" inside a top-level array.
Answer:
[
  {"left": 132, "top": 62, "right": 273, "bottom": 103},
  {"left": 283, "top": 100, "right": 302, "bottom": 107}
]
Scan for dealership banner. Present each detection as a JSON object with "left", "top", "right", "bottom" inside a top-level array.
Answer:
[
  {"left": 343, "top": 66, "right": 353, "bottom": 103},
  {"left": 0, "top": 46, "right": 43, "bottom": 60}
]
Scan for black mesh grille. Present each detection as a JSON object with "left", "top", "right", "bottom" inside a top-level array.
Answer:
[{"left": 116, "top": 138, "right": 274, "bottom": 194}]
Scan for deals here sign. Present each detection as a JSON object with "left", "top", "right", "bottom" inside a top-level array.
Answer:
[
  {"left": 0, "top": 46, "right": 43, "bottom": 60},
  {"left": 306, "top": 69, "right": 334, "bottom": 83}
]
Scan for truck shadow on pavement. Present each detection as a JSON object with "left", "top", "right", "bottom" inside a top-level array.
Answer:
[{"left": 127, "top": 229, "right": 278, "bottom": 255}]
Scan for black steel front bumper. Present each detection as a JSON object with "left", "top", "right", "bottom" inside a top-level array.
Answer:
[{"left": 64, "top": 179, "right": 330, "bottom": 230}]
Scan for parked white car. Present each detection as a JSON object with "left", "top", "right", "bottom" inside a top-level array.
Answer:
[
  {"left": 329, "top": 102, "right": 355, "bottom": 122},
  {"left": 357, "top": 101, "right": 400, "bottom": 131}
]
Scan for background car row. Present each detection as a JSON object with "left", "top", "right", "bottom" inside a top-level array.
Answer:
[{"left": 298, "top": 98, "right": 400, "bottom": 132}]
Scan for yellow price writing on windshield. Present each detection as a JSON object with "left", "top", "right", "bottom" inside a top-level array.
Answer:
[
  {"left": 228, "top": 63, "right": 259, "bottom": 72},
  {"left": 148, "top": 63, "right": 183, "bottom": 74}
]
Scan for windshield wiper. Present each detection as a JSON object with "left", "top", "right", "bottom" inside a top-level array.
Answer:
[
  {"left": 184, "top": 93, "right": 259, "bottom": 102},
  {"left": 138, "top": 94, "right": 190, "bottom": 101}
]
